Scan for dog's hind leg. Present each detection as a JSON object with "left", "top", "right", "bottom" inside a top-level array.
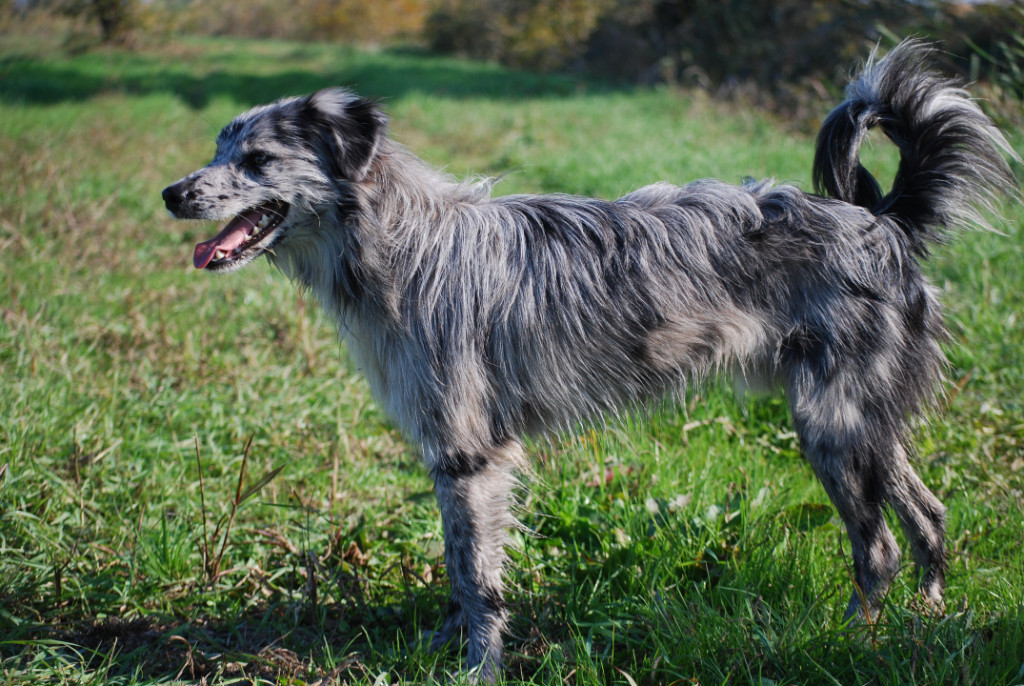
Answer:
[
  {"left": 429, "top": 442, "right": 521, "bottom": 683},
  {"left": 808, "top": 446, "right": 902, "bottom": 621},
  {"left": 884, "top": 445, "right": 947, "bottom": 610},
  {"left": 784, "top": 351, "right": 902, "bottom": 621}
]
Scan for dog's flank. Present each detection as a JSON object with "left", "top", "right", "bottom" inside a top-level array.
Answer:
[{"left": 163, "top": 41, "right": 1019, "bottom": 682}]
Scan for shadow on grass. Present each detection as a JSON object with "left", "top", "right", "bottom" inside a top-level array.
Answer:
[
  {"left": 6, "top": 529, "right": 1024, "bottom": 684},
  {"left": 0, "top": 42, "right": 618, "bottom": 110},
  {"left": 5, "top": 593, "right": 447, "bottom": 683}
]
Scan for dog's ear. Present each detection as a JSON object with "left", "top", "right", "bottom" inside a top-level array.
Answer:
[{"left": 301, "top": 89, "right": 387, "bottom": 182}]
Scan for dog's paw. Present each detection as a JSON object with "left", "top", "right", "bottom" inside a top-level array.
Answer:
[
  {"left": 432, "top": 653, "right": 500, "bottom": 685},
  {"left": 909, "top": 591, "right": 947, "bottom": 618},
  {"left": 421, "top": 626, "right": 465, "bottom": 653},
  {"left": 456, "top": 660, "right": 500, "bottom": 685},
  {"left": 841, "top": 589, "right": 887, "bottom": 627}
]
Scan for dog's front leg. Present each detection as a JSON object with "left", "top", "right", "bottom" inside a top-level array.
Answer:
[{"left": 429, "top": 446, "right": 520, "bottom": 683}]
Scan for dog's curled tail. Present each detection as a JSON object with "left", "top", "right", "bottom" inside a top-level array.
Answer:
[{"left": 813, "top": 40, "right": 1020, "bottom": 254}]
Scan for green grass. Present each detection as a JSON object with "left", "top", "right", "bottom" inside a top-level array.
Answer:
[{"left": 2, "top": 32, "right": 1024, "bottom": 685}]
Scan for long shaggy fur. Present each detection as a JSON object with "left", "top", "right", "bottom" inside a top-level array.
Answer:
[{"left": 164, "top": 41, "right": 1019, "bottom": 682}]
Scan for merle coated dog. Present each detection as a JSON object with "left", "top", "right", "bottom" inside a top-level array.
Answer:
[{"left": 163, "top": 42, "right": 1019, "bottom": 681}]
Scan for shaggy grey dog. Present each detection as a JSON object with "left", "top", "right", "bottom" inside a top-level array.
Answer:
[{"left": 164, "top": 42, "right": 1018, "bottom": 682}]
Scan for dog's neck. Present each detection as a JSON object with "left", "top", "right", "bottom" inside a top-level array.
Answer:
[
  {"left": 366, "top": 142, "right": 495, "bottom": 231},
  {"left": 268, "top": 142, "right": 491, "bottom": 328}
]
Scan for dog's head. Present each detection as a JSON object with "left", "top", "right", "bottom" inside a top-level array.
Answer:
[{"left": 162, "top": 89, "right": 386, "bottom": 272}]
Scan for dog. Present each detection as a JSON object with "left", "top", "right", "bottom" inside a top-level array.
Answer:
[{"left": 163, "top": 41, "right": 1018, "bottom": 682}]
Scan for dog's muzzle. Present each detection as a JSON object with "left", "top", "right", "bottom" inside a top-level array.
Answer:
[{"left": 162, "top": 182, "right": 190, "bottom": 216}]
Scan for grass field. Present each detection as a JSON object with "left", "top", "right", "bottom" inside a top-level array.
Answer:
[{"left": 1, "top": 33, "right": 1024, "bottom": 685}]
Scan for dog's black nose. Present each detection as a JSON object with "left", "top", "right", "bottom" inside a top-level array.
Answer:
[{"left": 162, "top": 184, "right": 187, "bottom": 213}]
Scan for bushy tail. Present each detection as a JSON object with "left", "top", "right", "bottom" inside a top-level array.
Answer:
[{"left": 813, "top": 40, "right": 1020, "bottom": 255}]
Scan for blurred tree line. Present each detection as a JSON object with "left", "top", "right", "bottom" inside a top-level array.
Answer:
[
  {"left": 423, "top": 0, "right": 1023, "bottom": 119},
  {"left": 7, "top": 0, "right": 1022, "bottom": 119},
  {"left": 8, "top": 0, "right": 429, "bottom": 45}
]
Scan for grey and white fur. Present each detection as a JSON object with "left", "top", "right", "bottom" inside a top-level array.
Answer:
[{"left": 163, "top": 42, "right": 1019, "bottom": 682}]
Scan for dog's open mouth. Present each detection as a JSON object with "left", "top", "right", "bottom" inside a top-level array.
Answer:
[{"left": 193, "top": 200, "right": 289, "bottom": 269}]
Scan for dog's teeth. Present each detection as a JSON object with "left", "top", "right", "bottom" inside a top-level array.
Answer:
[
  {"left": 258, "top": 214, "right": 270, "bottom": 229},
  {"left": 214, "top": 249, "right": 226, "bottom": 260}
]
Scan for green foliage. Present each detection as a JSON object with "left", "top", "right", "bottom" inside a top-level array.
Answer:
[
  {"left": 301, "top": 0, "right": 430, "bottom": 44},
  {"left": 1, "top": 34, "right": 1023, "bottom": 685},
  {"left": 427, "top": 0, "right": 614, "bottom": 71},
  {"left": 53, "top": 0, "right": 140, "bottom": 44},
  {"left": 423, "top": 0, "right": 1024, "bottom": 119},
  {"left": 2, "top": 0, "right": 434, "bottom": 46},
  {"left": 965, "top": 4, "right": 1024, "bottom": 125},
  {"left": 154, "top": 0, "right": 432, "bottom": 45},
  {"left": 588, "top": 0, "right": 929, "bottom": 84}
]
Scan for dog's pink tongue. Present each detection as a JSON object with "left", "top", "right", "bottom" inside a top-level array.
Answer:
[{"left": 193, "top": 213, "right": 257, "bottom": 269}]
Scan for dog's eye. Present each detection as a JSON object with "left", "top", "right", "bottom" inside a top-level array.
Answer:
[{"left": 242, "top": 151, "right": 272, "bottom": 170}]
